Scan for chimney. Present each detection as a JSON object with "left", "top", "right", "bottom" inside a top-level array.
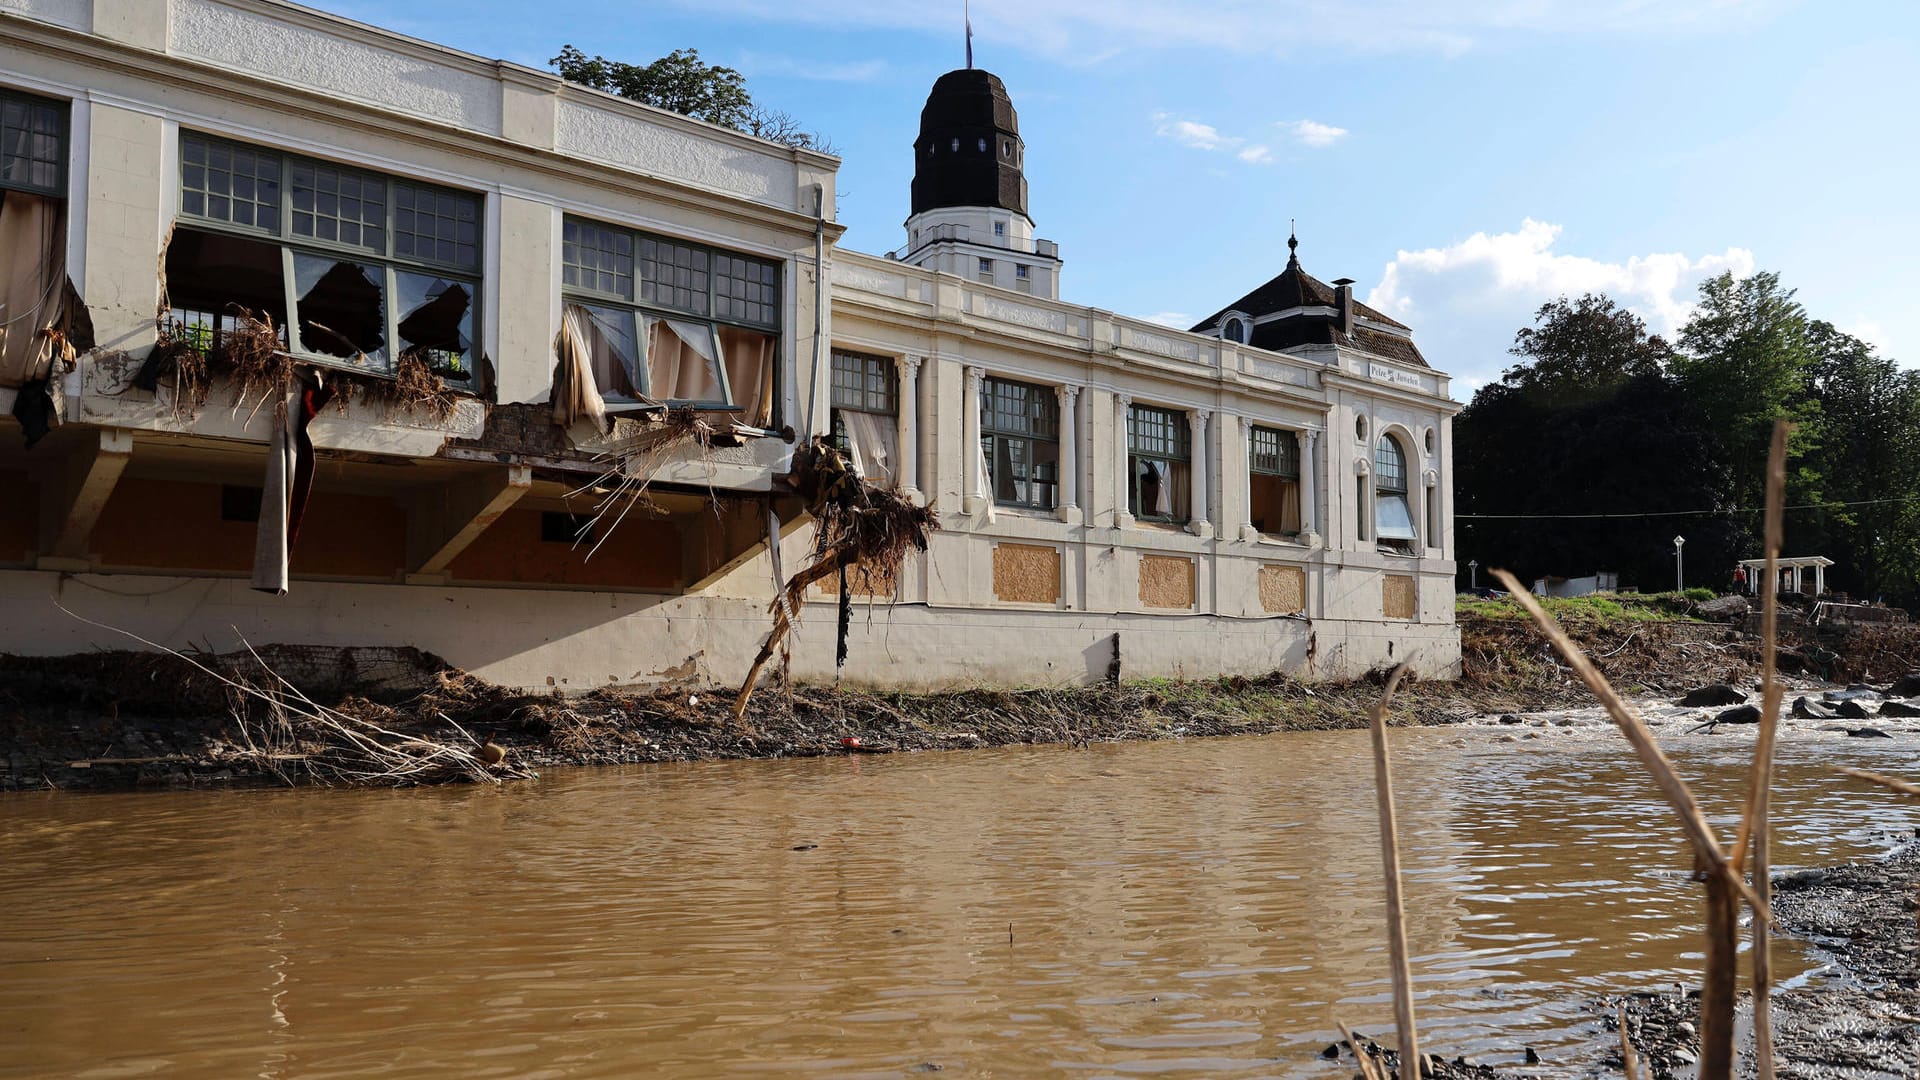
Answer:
[{"left": 1332, "top": 278, "right": 1356, "bottom": 338}]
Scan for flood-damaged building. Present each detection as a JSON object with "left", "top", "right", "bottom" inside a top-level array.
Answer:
[{"left": 0, "top": 0, "right": 1462, "bottom": 690}]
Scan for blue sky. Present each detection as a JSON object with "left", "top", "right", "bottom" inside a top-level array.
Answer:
[{"left": 308, "top": 0, "right": 1919, "bottom": 390}]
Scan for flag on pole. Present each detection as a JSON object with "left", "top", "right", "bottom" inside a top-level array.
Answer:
[{"left": 965, "top": 0, "right": 974, "bottom": 68}]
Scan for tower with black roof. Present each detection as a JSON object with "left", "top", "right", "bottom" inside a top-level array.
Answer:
[{"left": 899, "top": 68, "right": 1061, "bottom": 299}]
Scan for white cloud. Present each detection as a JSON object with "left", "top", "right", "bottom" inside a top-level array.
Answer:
[
  {"left": 670, "top": 0, "right": 1786, "bottom": 61},
  {"left": 1142, "top": 311, "right": 1194, "bottom": 329},
  {"left": 1153, "top": 112, "right": 1273, "bottom": 165},
  {"left": 1364, "top": 219, "right": 1755, "bottom": 387},
  {"left": 1279, "top": 119, "right": 1348, "bottom": 147},
  {"left": 1843, "top": 319, "right": 1892, "bottom": 354}
]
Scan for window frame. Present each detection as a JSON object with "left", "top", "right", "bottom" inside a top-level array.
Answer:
[
  {"left": 173, "top": 130, "right": 484, "bottom": 381},
  {"left": 980, "top": 376, "right": 1059, "bottom": 512},
  {"left": 1374, "top": 433, "right": 1417, "bottom": 552},
  {"left": 1127, "top": 403, "right": 1192, "bottom": 525},
  {"left": 0, "top": 87, "right": 69, "bottom": 198},
  {"left": 559, "top": 213, "right": 782, "bottom": 411},
  {"left": 1248, "top": 424, "right": 1301, "bottom": 537},
  {"left": 828, "top": 348, "right": 896, "bottom": 454}
]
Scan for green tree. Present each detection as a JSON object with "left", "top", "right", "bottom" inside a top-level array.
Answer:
[
  {"left": 1672, "top": 271, "right": 1819, "bottom": 513},
  {"left": 1801, "top": 322, "right": 1920, "bottom": 604},
  {"left": 550, "top": 46, "right": 833, "bottom": 152},
  {"left": 1455, "top": 294, "right": 1741, "bottom": 591}
]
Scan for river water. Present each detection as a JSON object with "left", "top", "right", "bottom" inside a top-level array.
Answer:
[{"left": 4, "top": 712, "right": 1918, "bottom": 1079}]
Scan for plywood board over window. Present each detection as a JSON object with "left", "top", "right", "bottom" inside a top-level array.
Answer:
[
  {"left": 1139, "top": 554, "right": 1196, "bottom": 609},
  {"left": 1259, "top": 564, "right": 1306, "bottom": 614},
  {"left": 992, "top": 543, "right": 1060, "bottom": 604},
  {"left": 1383, "top": 574, "right": 1418, "bottom": 621}
]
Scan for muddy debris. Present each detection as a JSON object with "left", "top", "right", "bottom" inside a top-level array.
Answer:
[{"left": 1612, "top": 842, "right": 1920, "bottom": 1079}]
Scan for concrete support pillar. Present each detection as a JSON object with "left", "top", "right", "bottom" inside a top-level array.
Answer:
[
  {"left": 1238, "top": 416, "right": 1258, "bottom": 542},
  {"left": 1055, "top": 383, "right": 1080, "bottom": 523},
  {"left": 1187, "top": 409, "right": 1211, "bottom": 538},
  {"left": 36, "top": 428, "right": 134, "bottom": 569},
  {"left": 1815, "top": 563, "right": 1826, "bottom": 596},
  {"left": 407, "top": 465, "right": 532, "bottom": 579},
  {"left": 962, "top": 365, "right": 984, "bottom": 515},
  {"left": 1300, "top": 429, "right": 1320, "bottom": 545},
  {"left": 1115, "top": 393, "right": 1134, "bottom": 529},
  {"left": 898, "top": 355, "right": 923, "bottom": 502}
]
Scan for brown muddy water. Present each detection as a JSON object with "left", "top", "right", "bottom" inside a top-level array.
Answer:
[{"left": 4, "top": 719, "right": 1919, "bottom": 1079}]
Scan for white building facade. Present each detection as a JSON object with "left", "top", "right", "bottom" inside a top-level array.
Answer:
[{"left": 0, "top": 0, "right": 1459, "bottom": 690}]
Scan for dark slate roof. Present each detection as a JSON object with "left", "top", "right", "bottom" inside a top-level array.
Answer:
[
  {"left": 911, "top": 69, "right": 1029, "bottom": 217},
  {"left": 1189, "top": 239, "right": 1426, "bottom": 367}
]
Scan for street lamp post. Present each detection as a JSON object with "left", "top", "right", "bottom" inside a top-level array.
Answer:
[
  {"left": 1673, "top": 535, "right": 1686, "bottom": 594},
  {"left": 1468, "top": 559, "right": 1479, "bottom": 591}
]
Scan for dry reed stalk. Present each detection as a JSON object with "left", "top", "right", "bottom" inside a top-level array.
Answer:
[
  {"left": 1367, "top": 661, "right": 1420, "bottom": 1076},
  {"left": 1617, "top": 1003, "right": 1646, "bottom": 1080},
  {"left": 1835, "top": 767, "right": 1920, "bottom": 797},
  {"left": 1729, "top": 419, "right": 1791, "bottom": 1080},
  {"left": 1491, "top": 567, "right": 1760, "bottom": 1080},
  {"left": 1335, "top": 1020, "right": 1387, "bottom": 1080}
]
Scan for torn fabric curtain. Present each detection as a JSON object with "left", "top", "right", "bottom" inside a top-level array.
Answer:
[
  {"left": 0, "top": 191, "right": 69, "bottom": 390},
  {"left": 551, "top": 304, "right": 609, "bottom": 432},
  {"left": 645, "top": 317, "right": 726, "bottom": 403},
  {"left": 840, "top": 411, "right": 896, "bottom": 488},
  {"left": 717, "top": 325, "right": 775, "bottom": 427},
  {"left": 251, "top": 373, "right": 336, "bottom": 595}
]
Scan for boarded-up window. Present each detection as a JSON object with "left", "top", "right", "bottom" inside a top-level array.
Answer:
[
  {"left": 1384, "top": 574, "right": 1417, "bottom": 620},
  {"left": 1139, "top": 554, "right": 1195, "bottom": 609},
  {"left": 816, "top": 561, "right": 898, "bottom": 599},
  {"left": 992, "top": 543, "right": 1060, "bottom": 604},
  {"left": 1259, "top": 564, "right": 1306, "bottom": 614}
]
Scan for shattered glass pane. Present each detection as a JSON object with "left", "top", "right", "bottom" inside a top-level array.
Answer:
[
  {"left": 162, "top": 228, "right": 288, "bottom": 350},
  {"left": 396, "top": 271, "right": 475, "bottom": 378},
  {"left": 294, "top": 253, "right": 388, "bottom": 368}
]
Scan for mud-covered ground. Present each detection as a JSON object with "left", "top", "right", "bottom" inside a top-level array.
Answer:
[
  {"left": 1608, "top": 842, "right": 1920, "bottom": 1079},
  {"left": 0, "top": 615, "right": 1768, "bottom": 791}
]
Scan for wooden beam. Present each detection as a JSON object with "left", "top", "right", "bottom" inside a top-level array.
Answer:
[
  {"left": 37, "top": 428, "right": 134, "bottom": 565},
  {"left": 408, "top": 465, "right": 531, "bottom": 575}
]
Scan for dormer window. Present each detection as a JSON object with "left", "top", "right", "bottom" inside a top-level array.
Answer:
[
  {"left": 993, "top": 221, "right": 1005, "bottom": 237},
  {"left": 1222, "top": 316, "right": 1248, "bottom": 344}
]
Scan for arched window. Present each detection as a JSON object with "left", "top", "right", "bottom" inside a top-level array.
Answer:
[
  {"left": 951, "top": 137, "right": 960, "bottom": 152},
  {"left": 978, "top": 137, "right": 988, "bottom": 152},
  {"left": 1223, "top": 316, "right": 1247, "bottom": 344},
  {"left": 1355, "top": 414, "right": 1368, "bottom": 441},
  {"left": 1375, "top": 435, "right": 1416, "bottom": 552}
]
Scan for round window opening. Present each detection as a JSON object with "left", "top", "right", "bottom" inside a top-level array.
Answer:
[
  {"left": 1223, "top": 317, "right": 1248, "bottom": 344},
  {"left": 1356, "top": 415, "right": 1368, "bottom": 440}
]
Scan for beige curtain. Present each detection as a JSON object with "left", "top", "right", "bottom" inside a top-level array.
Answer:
[
  {"left": 841, "top": 411, "right": 897, "bottom": 487},
  {"left": 646, "top": 317, "right": 725, "bottom": 403},
  {"left": 552, "top": 303, "right": 608, "bottom": 431},
  {"left": 0, "top": 192, "right": 67, "bottom": 389},
  {"left": 717, "top": 325, "right": 775, "bottom": 426}
]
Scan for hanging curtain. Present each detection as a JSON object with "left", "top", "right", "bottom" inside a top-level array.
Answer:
[
  {"left": 974, "top": 436, "right": 995, "bottom": 522},
  {"left": 0, "top": 191, "right": 68, "bottom": 388},
  {"left": 716, "top": 325, "right": 775, "bottom": 426},
  {"left": 551, "top": 303, "right": 609, "bottom": 432},
  {"left": 646, "top": 317, "right": 726, "bottom": 402},
  {"left": 840, "top": 411, "right": 897, "bottom": 487}
]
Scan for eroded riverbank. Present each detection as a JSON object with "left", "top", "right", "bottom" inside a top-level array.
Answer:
[{"left": 3, "top": 615, "right": 1766, "bottom": 790}]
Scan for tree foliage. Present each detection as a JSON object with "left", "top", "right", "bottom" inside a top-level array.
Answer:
[
  {"left": 550, "top": 46, "right": 834, "bottom": 153},
  {"left": 1457, "top": 276, "right": 1920, "bottom": 609}
]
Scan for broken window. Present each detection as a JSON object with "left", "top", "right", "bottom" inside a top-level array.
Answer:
[
  {"left": 173, "top": 131, "right": 482, "bottom": 381},
  {"left": 1249, "top": 425, "right": 1301, "bottom": 536},
  {"left": 1128, "top": 404, "right": 1190, "bottom": 523},
  {"left": 1375, "top": 433, "right": 1416, "bottom": 553},
  {"left": 1, "top": 88, "right": 73, "bottom": 403},
  {"left": 560, "top": 215, "right": 781, "bottom": 419},
  {"left": 829, "top": 349, "right": 896, "bottom": 486},
  {"left": 981, "top": 376, "right": 1058, "bottom": 511}
]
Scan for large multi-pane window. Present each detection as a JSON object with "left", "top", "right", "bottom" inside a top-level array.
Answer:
[
  {"left": 830, "top": 349, "right": 897, "bottom": 486},
  {"left": 1249, "top": 425, "right": 1302, "bottom": 535},
  {"left": 559, "top": 216, "right": 780, "bottom": 426},
  {"left": 1375, "top": 433, "right": 1416, "bottom": 552},
  {"left": 168, "top": 131, "right": 481, "bottom": 382},
  {"left": 1127, "top": 404, "right": 1190, "bottom": 523},
  {"left": 981, "top": 377, "right": 1058, "bottom": 510},
  {"left": 1, "top": 89, "right": 67, "bottom": 197}
]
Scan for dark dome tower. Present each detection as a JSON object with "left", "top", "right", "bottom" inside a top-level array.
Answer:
[{"left": 900, "top": 69, "right": 1060, "bottom": 298}]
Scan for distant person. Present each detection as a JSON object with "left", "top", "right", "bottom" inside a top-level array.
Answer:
[{"left": 1733, "top": 566, "right": 1749, "bottom": 596}]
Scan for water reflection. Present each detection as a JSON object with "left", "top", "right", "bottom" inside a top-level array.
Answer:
[{"left": 3, "top": 728, "right": 1916, "bottom": 1078}]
